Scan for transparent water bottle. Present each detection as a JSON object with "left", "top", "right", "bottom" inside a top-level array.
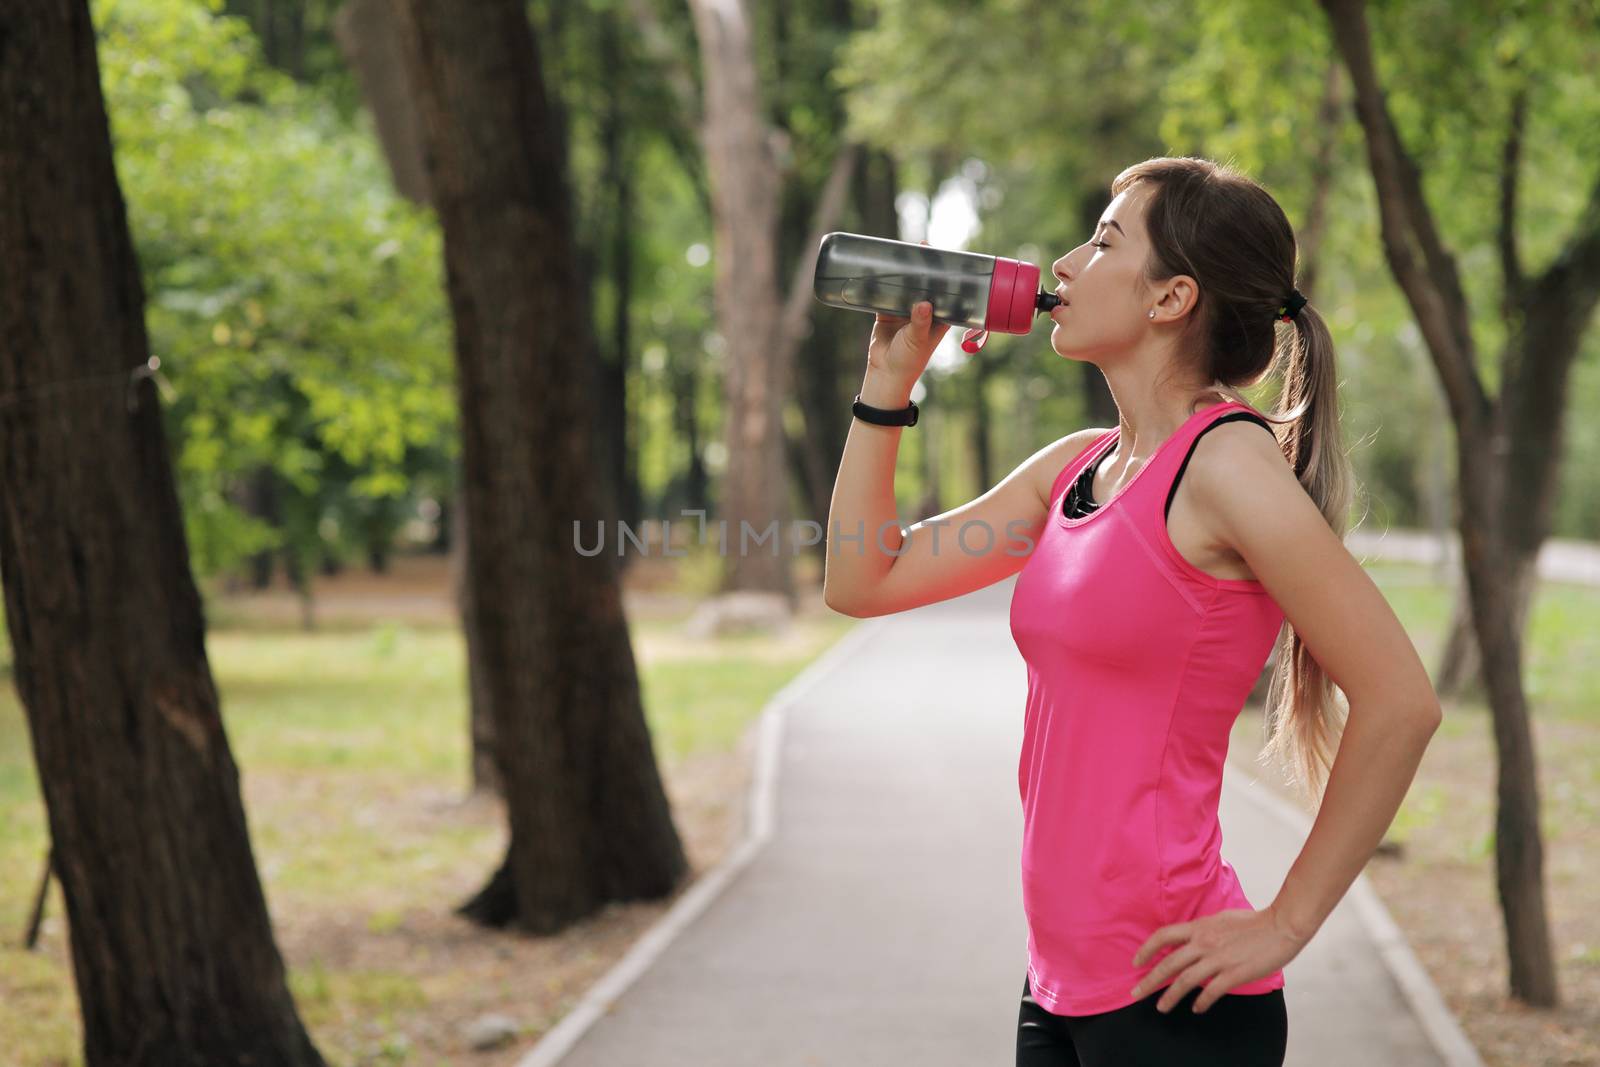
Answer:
[{"left": 813, "top": 231, "right": 1063, "bottom": 353}]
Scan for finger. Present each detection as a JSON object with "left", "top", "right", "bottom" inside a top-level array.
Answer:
[
  {"left": 1191, "top": 970, "right": 1238, "bottom": 1014},
  {"left": 1157, "top": 958, "right": 1225, "bottom": 1014},
  {"left": 1132, "top": 942, "right": 1198, "bottom": 1000},
  {"left": 1132, "top": 924, "right": 1186, "bottom": 967},
  {"left": 1158, "top": 972, "right": 1196, "bottom": 1017},
  {"left": 911, "top": 300, "right": 933, "bottom": 335}
]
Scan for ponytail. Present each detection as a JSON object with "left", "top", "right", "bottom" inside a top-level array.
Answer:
[{"left": 1256, "top": 302, "right": 1356, "bottom": 810}]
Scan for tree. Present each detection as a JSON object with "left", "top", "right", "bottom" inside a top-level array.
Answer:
[
  {"left": 0, "top": 1, "right": 325, "bottom": 1062},
  {"left": 391, "top": 0, "right": 689, "bottom": 928},
  {"left": 686, "top": 0, "right": 861, "bottom": 609},
  {"left": 1318, "top": 0, "right": 1600, "bottom": 1007}
]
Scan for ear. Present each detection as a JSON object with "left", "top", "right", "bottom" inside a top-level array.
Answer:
[{"left": 1154, "top": 275, "right": 1200, "bottom": 322}]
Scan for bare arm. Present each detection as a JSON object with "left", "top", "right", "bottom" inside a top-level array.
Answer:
[
  {"left": 822, "top": 357, "right": 1101, "bottom": 617},
  {"left": 1191, "top": 422, "right": 1443, "bottom": 938}
]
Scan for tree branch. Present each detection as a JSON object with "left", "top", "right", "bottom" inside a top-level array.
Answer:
[
  {"left": 1297, "top": 59, "right": 1344, "bottom": 296},
  {"left": 1319, "top": 0, "right": 1488, "bottom": 427},
  {"left": 775, "top": 141, "right": 861, "bottom": 394}
]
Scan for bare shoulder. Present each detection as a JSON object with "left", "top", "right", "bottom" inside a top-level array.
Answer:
[
  {"left": 1030, "top": 426, "right": 1113, "bottom": 510},
  {"left": 1183, "top": 417, "right": 1293, "bottom": 521},
  {"left": 1185, "top": 418, "right": 1440, "bottom": 710}
]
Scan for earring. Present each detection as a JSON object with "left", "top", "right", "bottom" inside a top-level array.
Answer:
[{"left": 1148, "top": 310, "right": 1156, "bottom": 319}]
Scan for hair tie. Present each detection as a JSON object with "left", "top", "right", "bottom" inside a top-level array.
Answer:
[{"left": 1277, "top": 289, "right": 1307, "bottom": 323}]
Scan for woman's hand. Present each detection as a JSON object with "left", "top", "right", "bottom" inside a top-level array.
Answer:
[
  {"left": 865, "top": 241, "right": 952, "bottom": 383},
  {"left": 1128, "top": 906, "right": 1310, "bottom": 1014}
]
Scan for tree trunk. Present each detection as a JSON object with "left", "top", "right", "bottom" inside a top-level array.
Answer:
[
  {"left": 1434, "top": 548, "right": 1538, "bottom": 703},
  {"left": 686, "top": 0, "right": 795, "bottom": 607},
  {"left": 393, "top": 0, "right": 688, "bottom": 930},
  {"left": 244, "top": 465, "right": 281, "bottom": 589},
  {"left": 450, "top": 481, "right": 500, "bottom": 796},
  {"left": 600, "top": 8, "right": 641, "bottom": 533},
  {"left": 0, "top": 4, "right": 326, "bottom": 1063},
  {"left": 1320, "top": 0, "right": 1594, "bottom": 1007},
  {"left": 792, "top": 148, "right": 898, "bottom": 536},
  {"left": 669, "top": 345, "right": 709, "bottom": 517},
  {"left": 333, "top": 0, "right": 432, "bottom": 204},
  {"left": 1295, "top": 59, "right": 1345, "bottom": 298}
]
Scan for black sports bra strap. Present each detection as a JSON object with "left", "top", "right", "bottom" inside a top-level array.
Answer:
[{"left": 1164, "top": 412, "right": 1277, "bottom": 523}]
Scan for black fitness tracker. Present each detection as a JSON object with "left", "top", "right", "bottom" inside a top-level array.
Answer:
[{"left": 852, "top": 392, "right": 919, "bottom": 427}]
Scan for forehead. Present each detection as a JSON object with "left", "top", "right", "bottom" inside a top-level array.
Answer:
[{"left": 1103, "top": 184, "right": 1152, "bottom": 235}]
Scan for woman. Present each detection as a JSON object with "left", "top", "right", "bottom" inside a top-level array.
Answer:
[{"left": 822, "top": 157, "right": 1442, "bottom": 1067}]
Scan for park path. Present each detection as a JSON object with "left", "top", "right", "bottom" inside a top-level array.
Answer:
[
  {"left": 1346, "top": 527, "right": 1600, "bottom": 586},
  {"left": 527, "top": 577, "right": 1478, "bottom": 1066}
]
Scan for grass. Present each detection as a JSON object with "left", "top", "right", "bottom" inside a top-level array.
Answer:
[{"left": 0, "top": 594, "right": 857, "bottom": 1066}]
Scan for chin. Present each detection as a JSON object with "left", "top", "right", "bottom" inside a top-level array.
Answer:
[{"left": 1048, "top": 332, "right": 1089, "bottom": 362}]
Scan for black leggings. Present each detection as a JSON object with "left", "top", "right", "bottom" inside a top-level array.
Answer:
[{"left": 1017, "top": 972, "right": 1287, "bottom": 1066}]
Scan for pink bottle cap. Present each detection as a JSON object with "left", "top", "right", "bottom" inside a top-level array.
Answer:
[{"left": 983, "top": 256, "right": 1043, "bottom": 335}]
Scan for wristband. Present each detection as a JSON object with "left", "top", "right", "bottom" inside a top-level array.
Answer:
[{"left": 852, "top": 392, "right": 918, "bottom": 427}]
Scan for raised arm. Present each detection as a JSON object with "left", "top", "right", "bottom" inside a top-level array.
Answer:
[{"left": 821, "top": 299, "right": 1100, "bottom": 617}]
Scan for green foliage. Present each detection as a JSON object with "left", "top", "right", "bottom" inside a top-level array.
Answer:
[
  {"left": 832, "top": 0, "right": 1600, "bottom": 538},
  {"left": 94, "top": 0, "right": 455, "bottom": 577}
]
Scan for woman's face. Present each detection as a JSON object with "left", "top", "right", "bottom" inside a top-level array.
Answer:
[{"left": 1048, "top": 182, "right": 1178, "bottom": 362}]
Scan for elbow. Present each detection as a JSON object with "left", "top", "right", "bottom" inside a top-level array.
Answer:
[
  {"left": 822, "top": 582, "right": 879, "bottom": 617},
  {"left": 1407, "top": 692, "right": 1444, "bottom": 734},
  {"left": 823, "top": 591, "right": 866, "bottom": 618}
]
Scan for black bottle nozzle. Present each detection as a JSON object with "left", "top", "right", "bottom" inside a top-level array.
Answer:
[{"left": 1036, "top": 291, "right": 1065, "bottom": 313}]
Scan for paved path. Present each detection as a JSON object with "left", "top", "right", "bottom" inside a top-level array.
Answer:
[
  {"left": 1347, "top": 527, "right": 1600, "bottom": 586},
  {"left": 533, "top": 578, "right": 1477, "bottom": 1066}
]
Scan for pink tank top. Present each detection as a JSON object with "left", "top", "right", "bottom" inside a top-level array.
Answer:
[{"left": 1008, "top": 399, "right": 1288, "bottom": 1016}]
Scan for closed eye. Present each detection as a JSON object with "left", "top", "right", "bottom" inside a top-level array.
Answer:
[{"left": 1091, "top": 240, "right": 1110, "bottom": 249}]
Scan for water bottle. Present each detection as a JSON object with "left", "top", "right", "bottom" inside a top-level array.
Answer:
[{"left": 813, "top": 231, "right": 1064, "bottom": 353}]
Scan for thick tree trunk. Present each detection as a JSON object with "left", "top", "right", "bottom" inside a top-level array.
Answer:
[
  {"left": 393, "top": 0, "right": 688, "bottom": 930},
  {"left": 0, "top": 4, "right": 326, "bottom": 1063},
  {"left": 449, "top": 482, "right": 500, "bottom": 796},
  {"left": 1320, "top": 0, "right": 1596, "bottom": 1007},
  {"left": 686, "top": 0, "right": 794, "bottom": 606}
]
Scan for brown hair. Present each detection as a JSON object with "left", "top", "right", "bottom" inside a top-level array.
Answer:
[{"left": 1112, "top": 156, "right": 1355, "bottom": 811}]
